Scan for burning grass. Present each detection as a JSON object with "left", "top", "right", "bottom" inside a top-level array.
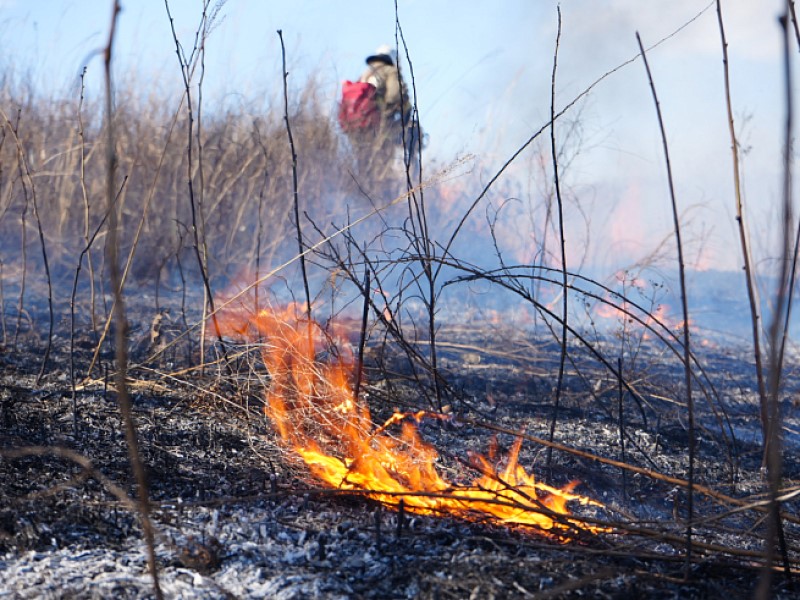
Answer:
[{"left": 218, "top": 302, "right": 608, "bottom": 540}]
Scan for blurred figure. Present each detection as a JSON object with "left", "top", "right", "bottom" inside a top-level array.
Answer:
[
  {"left": 359, "top": 44, "right": 411, "bottom": 129},
  {"left": 338, "top": 44, "right": 422, "bottom": 177}
]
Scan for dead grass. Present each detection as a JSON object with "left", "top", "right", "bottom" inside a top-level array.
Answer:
[{"left": 0, "top": 68, "right": 424, "bottom": 334}]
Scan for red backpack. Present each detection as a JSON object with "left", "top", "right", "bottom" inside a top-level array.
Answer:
[{"left": 338, "top": 80, "right": 380, "bottom": 132}]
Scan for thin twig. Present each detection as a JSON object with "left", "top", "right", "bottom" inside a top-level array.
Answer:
[
  {"left": 0, "top": 106, "right": 55, "bottom": 384},
  {"left": 71, "top": 67, "right": 98, "bottom": 436},
  {"left": 76, "top": 67, "right": 99, "bottom": 337},
  {"left": 277, "top": 29, "right": 312, "bottom": 321},
  {"left": 779, "top": 0, "right": 800, "bottom": 421},
  {"left": 0, "top": 261, "right": 5, "bottom": 346},
  {"left": 789, "top": 0, "right": 800, "bottom": 49},
  {"left": 618, "top": 357, "right": 628, "bottom": 500},
  {"left": 102, "top": 3, "right": 162, "bottom": 597},
  {"left": 715, "top": 0, "right": 769, "bottom": 462},
  {"left": 83, "top": 87, "right": 187, "bottom": 381},
  {"left": 163, "top": 0, "right": 228, "bottom": 370},
  {"left": 757, "top": 7, "right": 794, "bottom": 597},
  {"left": 546, "top": 5, "right": 569, "bottom": 469},
  {"left": 460, "top": 416, "right": 800, "bottom": 525},
  {"left": 439, "top": 2, "right": 715, "bottom": 267},
  {"left": 635, "top": 31, "right": 695, "bottom": 578},
  {"left": 394, "top": 2, "right": 442, "bottom": 410},
  {"left": 70, "top": 177, "right": 126, "bottom": 437},
  {"left": 354, "top": 268, "right": 370, "bottom": 402}
]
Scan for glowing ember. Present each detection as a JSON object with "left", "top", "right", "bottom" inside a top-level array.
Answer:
[{"left": 220, "top": 302, "right": 604, "bottom": 538}]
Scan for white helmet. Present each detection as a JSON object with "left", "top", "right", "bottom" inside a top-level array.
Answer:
[{"left": 366, "top": 44, "right": 398, "bottom": 66}]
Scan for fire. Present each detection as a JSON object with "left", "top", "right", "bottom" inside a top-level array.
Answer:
[
  {"left": 593, "top": 293, "right": 696, "bottom": 342},
  {"left": 220, "top": 302, "right": 604, "bottom": 538}
]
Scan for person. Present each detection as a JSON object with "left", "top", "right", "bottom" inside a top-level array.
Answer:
[
  {"left": 348, "top": 44, "right": 420, "bottom": 175},
  {"left": 359, "top": 44, "right": 411, "bottom": 130}
]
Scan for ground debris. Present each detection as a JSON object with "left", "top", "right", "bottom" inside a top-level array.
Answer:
[{"left": 1, "top": 329, "right": 798, "bottom": 598}]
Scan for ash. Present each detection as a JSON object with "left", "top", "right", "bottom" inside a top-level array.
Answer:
[{"left": 1, "top": 319, "right": 799, "bottom": 599}]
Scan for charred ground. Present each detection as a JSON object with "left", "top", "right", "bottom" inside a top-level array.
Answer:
[{"left": 1, "top": 305, "right": 799, "bottom": 599}]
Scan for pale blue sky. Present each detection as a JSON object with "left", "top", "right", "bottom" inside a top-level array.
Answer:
[{"left": 0, "top": 0, "right": 791, "bottom": 272}]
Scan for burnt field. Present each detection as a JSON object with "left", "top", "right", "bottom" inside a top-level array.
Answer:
[
  {"left": 3, "top": 1, "right": 800, "bottom": 598},
  {"left": 1, "top": 302, "right": 799, "bottom": 598}
]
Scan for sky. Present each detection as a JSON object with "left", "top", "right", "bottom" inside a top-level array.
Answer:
[{"left": 0, "top": 0, "right": 793, "bottom": 275}]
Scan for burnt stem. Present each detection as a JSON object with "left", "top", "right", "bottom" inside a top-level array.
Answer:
[
  {"left": 618, "top": 356, "right": 628, "bottom": 501},
  {"left": 757, "top": 8, "right": 793, "bottom": 597},
  {"left": 277, "top": 29, "right": 312, "bottom": 322},
  {"left": 546, "top": 5, "right": 569, "bottom": 470},
  {"left": 0, "top": 107, "right": 54, "bottom": 385},
  {"left": 354, "top": 268, "right": 370, "bottom": 402},
  {"left": 715, "top": 0, "right": 769, "bottom": 463},
  {"left": 103, "top": 2, "right": 162, "bottom": 598},
  {"left": 69, "top": 178, "right": 124, "bottom": 437},
  {"left": 636, "top": 30, "right": 695, "bottom": 579},
  {"left": 163, "top": 0, "right": 228, "bottom": 370},
  {"left": 394, "top": 3, "right": 442, "bottom": 411}
]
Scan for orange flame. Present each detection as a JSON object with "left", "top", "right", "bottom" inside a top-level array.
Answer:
[{"left": 220, "top": 302, "right": 604, "bottom": 538}]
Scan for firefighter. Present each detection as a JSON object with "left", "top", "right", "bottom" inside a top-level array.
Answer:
[
  {"left": 358, "top": 45, "right": 421, "bottom": 173},
  {"left": 339, "top": 44, "right": 421, "bottom": 176},
  {"left": 358, "top": 44, "right": 411, "bottom": 128}
]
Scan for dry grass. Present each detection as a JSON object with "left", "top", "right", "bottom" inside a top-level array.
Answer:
[{"left": 0, "top": 68, "right": 425, "bottom": 335}]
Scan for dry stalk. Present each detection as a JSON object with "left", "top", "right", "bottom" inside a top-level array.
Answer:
[
  {"left": 780, "top": 0, "right": 800, "bottom": 393},
  {"left": 163, "top": 0, "right": 228, "bottom": 371},
  {"left": 142, "top": 172, "right": 437, "bottom": 371},
  {"left": 76, "top": 67, "right": 99, "bottom": 335},
  {"left": 70, "top": 177, "right": 125, "bottom": 436},
  {"left": 715, "top": 0, "right": 770, "bottom": 461},
  {"left": 462, "top": 417, "right": 800, "bottom": 526},
  {"left": 354, "top": 268, "right": 370, "bottom": 402},
  {"left": 394, "top": 0, "right": 423, "bottom": 186},
  {"left": 0, "top": 132, "right": 6, "bottom": 346},
  {"left": 791, "top": 1, "right": 800, "bottom": 48},
  {"left": 70, "top": 68, "right": 103, "bottom": 433},
  {"left": 102, "top": 3, "right": 162, "bottom": 597},
  {"left": 277, "top": 29, "right": 312, "bottom": 321},
  {"left": 445, "top": 261, "right": 738, "bottom": 476},
  {"left": 440, "top": 3, "right": 715, "bottom": 262},
  {"left": 758, "top": 7, "right": 794, "bottom": 596},
  {"left": 617, "top": 357, "right": 628, "bottom": 499},
  {"left": 304, "top": 221, "right": 456, "bottom": 405},
  {"left": 445, "top": 262, "right": 655, "bottom": 426},
  {"left": 393, "top": 3, "right": 442, "bottom": 411},
  {"left": 635, "top": 31, "right": 695, "bottom": 578},
  {"left": 0, "top": 260, "right": 6, "bottom": 345},
  {"left": 83, "top": 95, "right": 185, "bottom": 381},
  {"left": 546, "top": 5, "right": 570, "bottom": 470},
  {"left": 0, "top": 106, "right": 55, "bottom": 384},
  {"left": 0, "top": 109, "right": 29, "bottom": 352}
]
